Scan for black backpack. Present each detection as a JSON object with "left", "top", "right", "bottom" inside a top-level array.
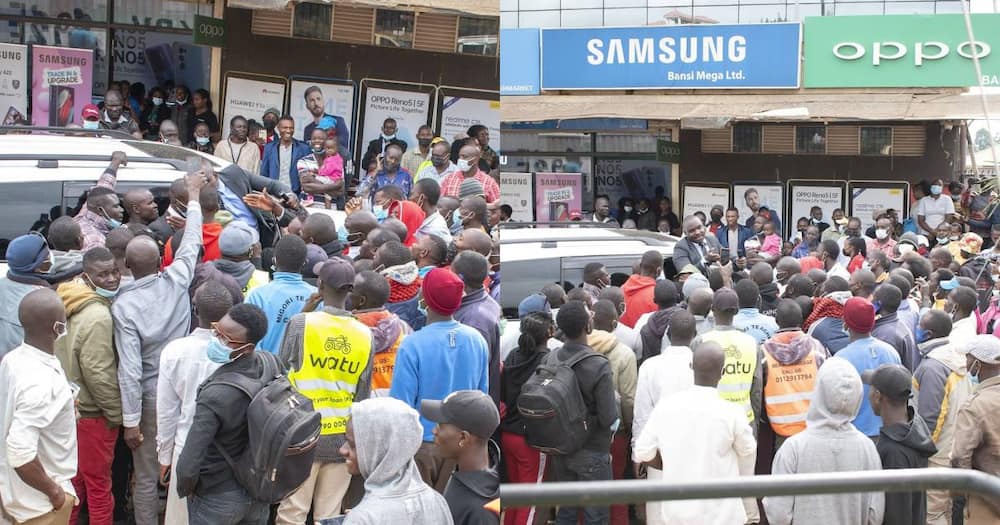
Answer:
[
  {"left": 516, "top": 348, "right": 602, "bottom": 455},
  {"left": 207, "top": 351, "right": 322, "bottom": 503}
]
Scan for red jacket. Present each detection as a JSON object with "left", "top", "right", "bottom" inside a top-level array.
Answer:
[
  {"left": 620, "top": 274, "right": 657, "bottom": 328},
  {"left": 162, "top": 222, "right": 223, "bottom": 269}
]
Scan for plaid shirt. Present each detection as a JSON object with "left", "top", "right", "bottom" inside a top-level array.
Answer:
[
  {"left": 440, "top": 169, "right": 500, "bottom": 203},
  {"left": 73, "top": 168, "right": 118, "bottom": 251}
]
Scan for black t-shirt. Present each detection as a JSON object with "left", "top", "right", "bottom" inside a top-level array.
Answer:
[
  {"left": 443, "top": 470, "right": 499, "bottom": 525},
  {"left": 190, "top": 110, "right": 220, "bottom": 141}
]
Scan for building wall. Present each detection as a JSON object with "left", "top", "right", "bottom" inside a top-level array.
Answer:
[
  {"left": 222, "top": 8, "right": 498, "bottom": 92},
  {"left": 679, "top": 122, "right": 962, "bottom": 187}
]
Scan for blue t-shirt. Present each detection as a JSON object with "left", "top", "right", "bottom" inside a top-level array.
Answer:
[
  {"left": 732, "top": 308, "right": 778, "bottom": 346},
  {"left": 245, "top": 272, "right": 316, "bottom": 353},
  {"left": 834, "top": 338, "right": 902, "bottom": 436}
]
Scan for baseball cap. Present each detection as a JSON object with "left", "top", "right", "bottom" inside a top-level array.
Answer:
[
  {"left": 314, "top": 257, "right": 355, "bottom": 289},
  {"left": 966, "top": 334, "right": 1000, "bottom": 364},
  {"left": 712, "top": 288, "right": 739, "bottom": 313},
  {"left": 518, "top": 293, "right": 551, "bottom": 318},
  {"left": 420, "top": 390, "right": 500, "bottom": 439},
  {"left": 219, "top": 221, "right": 259, "bottom": 257},
  {"left": 677, "top": 264, "right": 700, "bottom": 276},
  {"left": 263, "top": 107, "right": 281, "bottom": 118},
  {"left": 82, "top": 104, "right": 100, "bottom": 121},
  {"left": 862, "top": 364, "right": 912, "bottom": 401},
  {"left": 301, "top": 244, "right": 329, "bottom": 279},
  {"left": 940, "top": 277, "right": 961, "bottom": 291},
  {"left": 959, "top": 233, "right": 983, "bottom": 255},
  {"left": 843, "top": 297, "right": 876, "bottom": 333}
]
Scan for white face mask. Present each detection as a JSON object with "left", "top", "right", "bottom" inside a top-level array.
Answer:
[
  {"left": 876, "top": 228, "right": 889, "bottom": 240},
  {"left": 456, "top": 159, "right": 473, "bottom": 172},
  {"left": 152, "top": 97, "right": 163, "bottom": 106}
]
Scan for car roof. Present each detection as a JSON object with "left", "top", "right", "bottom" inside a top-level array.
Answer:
[{"left": 500, "top": 227, "right": 677, "bottom": 263}]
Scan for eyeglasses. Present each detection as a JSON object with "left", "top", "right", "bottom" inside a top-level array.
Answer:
[{"left": 211, "top": 322, "right": 249, "bottom": 347}]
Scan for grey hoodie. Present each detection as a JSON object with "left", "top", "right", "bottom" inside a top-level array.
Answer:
[
  {"left": 764, "top": 358, "right": 885, "bottom": 525},
  {"left": 211, "top": 258, "right": 256, "bottom": 289},
  {"left": 346, "top": 398, "right": 454, "bottom": 525}
]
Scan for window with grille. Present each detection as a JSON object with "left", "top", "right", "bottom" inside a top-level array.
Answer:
[
  {"left": 458, "top": 17, "right": 499, "bottom": 55},
  {"left": 293, "top": 2, "right": 332, "bottom": 40},
  {"left": 861, "top": 126, "right": 893, "bottom": 155},
  {"left": 796, "top": 126, "right": 827, "bottom": 154},
  {"left": 375, "top": 9, "right": 414, "bottom": 48},
  {"left": 733, "top": 123, "right": 762, "bottom": 153}
]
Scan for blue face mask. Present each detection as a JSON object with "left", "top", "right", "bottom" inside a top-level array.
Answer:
[
  {"left": 373, "top": 205, "right": 388, "bottom": 222},
  {"left": 915, "top": 326, "right": 930, "bottom": 344},
  {"left": 84, "top": 273, "right": 118, "bottom": 299},
  {"left": 206, "top": 338, "right": 240, "bottom": 364},
  {"left": 969, "top": 361, "right": 982, "bottom": 385},
  {"left": 99, "top": 207, "right": 122, "bottom": 229},
  {"left": 83, "top": 120, "right": 99, "bottom": 130}
]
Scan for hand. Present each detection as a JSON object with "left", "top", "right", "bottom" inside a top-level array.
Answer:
[
  {"left": 159, "top": 465, "right": 171, "bottom": 487},
  {"left": 111, "top": 151, "right": 127, "bottom": 166},
  {"left": 46, "top": 488, "right": 66, "bottom": 511},
  {"left": 705, "top": 250, "right": 721, "bottom": 263},
  {"left": 346, "top": 197, "right": 363, "bottom": 215},
  {"left": 124, "top": 426, "right": 143, "bottom": 450},
  {"left": 166, "top": 215, "right": 186, "bottom": 231},
  {"left": 633, "top": 462, "right": 647, "bottom": 480},
  {"left": 283, "top": 193, "right": 300, "bottom": 210},
  {"left": 184, "top": 169, "right": 207, "bottom": 195},
  {"left": 736, "top": 256, "right": 747, "bottom": 269},
  {"left": 243, "top": 191, "right": 282, "bottom": 214},
  {"left": 302, "top": 292, "right": 323, "bottom": 313}
]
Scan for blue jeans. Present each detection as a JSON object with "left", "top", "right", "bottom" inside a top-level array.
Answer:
[
  {"left": 553, "top": 447, "right": 612, "bottom": 525},
  {"left": 187, "top": 487, "right": 269, "bottom": 525}
]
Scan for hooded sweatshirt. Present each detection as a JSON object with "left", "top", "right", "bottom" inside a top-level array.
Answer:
[
  {"left": 500, "top": 346, "right": 550, "bottom": 436},
  {"left": 162, "top": 222, "right": 223, "bottom": 268},
  {"left": 345, "top": 398, "right": 454, "bottom": 525},
  {"left": 763, "top": 358, "right": 884, "bottom": 525},
  {"left": 621, "top": 274, "right": 657, "bottom": 328},
  {"left": 877, "top": 411, "right": 937, "bottom": 525},
  {"left": 355, "top": 308, "right": 413, "bottom": 397},
  {"left": 759, "top": 282, "right": 780, "bottom": 317},
  {"left": 588, "top": 329, "right": 638, "bottom": 431},
  {"left": 761, "top": 330, "right": 827, "bottom": 436},
  {"left": 49, "top": 250, "right": 84, "bottom": 282},
  {"left": 912, "top": 337, "right": 974, "bottom": 464},
  {"left": 211, "top": 258, "right": 257, "bottom": 289},
  {"left": 55, "top": 279, "right": 122, "bottom": 426},
  {"left": 638, "top": 306, "right": 679, "bottom": 363}
]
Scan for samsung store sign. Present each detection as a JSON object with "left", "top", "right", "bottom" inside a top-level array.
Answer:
[{"left": 541, "top": 23, "right": 801, "bottom": 90}]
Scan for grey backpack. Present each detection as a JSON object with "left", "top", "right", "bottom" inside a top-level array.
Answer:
[{"left": 208, "top": 351, "right": 322, "bottom": 503}]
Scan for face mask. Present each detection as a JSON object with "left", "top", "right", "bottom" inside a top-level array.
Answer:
[
  {"left": 950, "top": 235, "right": 960, "bottom": 242},
  {"left": 876, "top": 228, "right": 889, "bottom": 240},
  {"left": 99, "top": 207, "right": 122, "bottom": 230},
  {"left": 263, "top": 120, "right": 276, "bottom": 131},
  {"left": 381, "top": 133, "right": 396, "bottom": 141},
  {"left": 311, "top": 144, "right": 324, "bottom": 154},
  {"left": 951, "top": 194, "right": 961, "bottom": 202},
  {"left": 432, "top": 156, "right": 449, "bottom": 168},
  {"left": 915, "top": 326, "right": 930, "bottom": 344},
  {"left": 152, "top": 97, "right": 163, "bottom": 106},
  {"left": 623, "top": 206, "right": 633, "bottom": 213},
  {"left": 418, "top": 138, "right": 432, "bottom": 147},
  {"left": 931, "top": 184, "right": 943, "bottom": 196},
  {"left": 54, "top": 321, "right": 67, "bottom": 341},
  {"left": 456, "top": 159, "right": 472, "bottom": 172},
  {"left": 373, "top": 205, "right": 388, "bottom": 222},
  {"left": 937, "top": 236, "right": 949, "bottom": 245},
  {"left": 196, "top": 136, "right": 210, "bottom": 145},
  {"left": 969, "top": 360, "right": 982, "bottom": 385},
  {"left": 176, "top": 98, "right": 188, "bottom": 106},
  {"left": 83, "top": 120, "right": 99, "bottom": 130},
  {"left": 84, "top": 273, "right": 118, "bottom": 299},
  {"left": 206, "top": 338, "right": 245, "bottom": 364},
  {"left": 811, "top": 217, "right": 822, "bottom": 223}
]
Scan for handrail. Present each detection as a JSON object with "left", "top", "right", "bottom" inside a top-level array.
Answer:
[{"left": 501, "top": 469, "right": 1000, "bottom": 508}]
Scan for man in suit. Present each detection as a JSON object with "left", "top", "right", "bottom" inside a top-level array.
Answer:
[
  {"left": 361, "top": 118, "right": 409, "bottom": 175},
  {"left": 716, "top": 207, "right": 754, "bottom": 263},
  {"left": 673, "top": 215, "right": 723, "bottom": 276},
  {"left": 204, "top": 160, "right": 299, "bottom": 251},
  {"left": 261, "top": 115, "right": 311, "bottom": 195}
]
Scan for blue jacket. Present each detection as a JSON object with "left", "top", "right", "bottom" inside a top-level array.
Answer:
[
  {"left": 261, "top": 139, "right": 312, "bottom": 193},
  {"left": 732, "top": 308, "right": 778, "bottom": 346},
  {"left": 835, "top": 338, "right": 902, "bottom": 436},
  {"left": 389, "top": 320, "right": 490, "bottom": 442},
  {"left": 809, "top": 317, "right": 850, "bottom": 355},
  {"left": 387, "top": 294, "right": 425, "bottom": 331},
  {"left": 455, "top": 289, "right": 502, "bottom": 404},
  {"left": 715, "top": 225, "right": 754, "bottom": 259},
  {"left": 245, "top": 272, "right": 317, "bottom": 354}
]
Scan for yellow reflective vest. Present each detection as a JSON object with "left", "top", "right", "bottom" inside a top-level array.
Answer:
[
  {"left": 698, "top": 328, "right": 759, "bottom": 424},
  {"left": 288, "top": 312, "right": 373, "bottom": 436},
  {"left": 242, "top": 270, "right": 270, "bottom": 297}
]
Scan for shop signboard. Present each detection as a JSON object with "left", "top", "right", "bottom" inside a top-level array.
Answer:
[
  {"left": 656, "top": 139, "right": 681, "bottom": 163},
  {"left": 535, "top": 172, "right": 583, "bottom": 222},
  {"left": 500, "top": 28, "right": 540, "bottom": 95},
  {"left": 501, "top": 172, "right": 534, "bottom": 222},
  {"left": 789, "top": 183, "right": 845, "bottom": 237},
  {"left": 360, "top": 87, "right": 430, "bottom": 161},
  {"left": 849, "top": 184, "right": 908, "bottom": 231},
  {"left": 30, "top": 45, "right": 93, "bottom": 127},
  {"left": 595, "top": 159, "right": 670, "bottom": 213},
  {"left": 733, "top": 184, "right": 784, "bottom": 231},
  {"left": 0, "top": 44, "right": 28, "bottom": 125},
  {"left": 221, "top": 76, "right": 286, "bottom": 137},
  {"left": 111, "top": 30, "right": 210, "bottom": 97},
  {"left": 803, "top": 14, "right": 1000, "bottom": 88},
  {"left": 289, "top": 80, "right": 355, "bottom": 149},
  {"left": 541, "top": 23, "right": 801, "bottom": 90},
  {"left": 440, "top": 97, "right": 500, "bottom": 150},
  {"left": 193, "top": 15, "right": 226, "bottom": 47},
  {"left": 683, "top": 184, "right": 730, "bottom": 219}
]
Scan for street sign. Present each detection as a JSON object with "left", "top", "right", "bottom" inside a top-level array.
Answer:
[
  {"left": 193, "top": 15, "right": 226, "bottom": 48},
  {"left": 656, "top": 139, "right": 681, "bottom": 163}
]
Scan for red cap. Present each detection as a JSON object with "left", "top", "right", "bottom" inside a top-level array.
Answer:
[
  {"left": 843, "top": 297, "right": 875, "bottom": 333},
  {"left": 422, "top": 268, "right": 464, "bottom": 316},
  {"left": 82, "top": 104, "right": 100, "bottom": 121}
]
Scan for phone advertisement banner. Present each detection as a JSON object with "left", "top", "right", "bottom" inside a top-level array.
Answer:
[
  {"left": 790, "top": 185, "right": 844, "bottom": 234},
  {"left": 0, "top": 44, "right": 28, "bottom": 125},
  {"left": 110, "top": 30, "right": 210, "bottom": 99},
  {"left": 733, "top": 183, "right": 784, "bottom": 231},
  {"left": 501, "top": 172, "right": 534, "bottom": 222},
  {"left": 440, "top": 97, "right": 500, "bottom": 149},
  {"left": 683, "top": 185, "right": 730, "bottom": 219},
  {"left": 289, "top": 80, "right": 355, "bottom": 148},
  {"left": 594, "top": 158, "right": 670, "bottom": 213},
  {"left": 360, "top": 87, "right": 430, "bottom": 160},
  {"left": 31, "top": 45, "right": 93, "bottom": 127},
  {"left": 850, "top": 185, "right": 907, "bottom": 231},
  {"left": 221, "top": 76, "right": 286, "bottom": 137},
  {"left": 535, "top": 172, "right": 582, "bottom": 222}
]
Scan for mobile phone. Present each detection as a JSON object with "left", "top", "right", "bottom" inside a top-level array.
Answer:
[{"left": 720, "top": 248, "right": 730, "bottom": 261}]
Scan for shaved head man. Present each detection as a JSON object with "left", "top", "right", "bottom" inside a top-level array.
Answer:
[
  {"left": 124, "top": 188, "right": 159, "bottom": 226},
  {"left": 455, "top": 228, "right": 492, "bottom": 257}
]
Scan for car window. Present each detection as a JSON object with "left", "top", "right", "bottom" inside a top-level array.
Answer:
[
  {"left": 0, "top": 181, "right": 63, "bottom": 259},
  {"left": 124, "top": 141, "right": 224, "bottom": 168},
  {"left": 502, "top": 257, "right": 560, "bottom": 315},
  {"left": 63, "top": 181, "right": 172, "bottom": 220},
  {"left": 561, "top": 255, "right": 640, "bottom": 290}
]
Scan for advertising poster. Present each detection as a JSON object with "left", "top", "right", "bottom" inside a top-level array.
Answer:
[
  {"left": 30, "top": 45, "right": 93, "bottom": 127},
  {"left": 110, "top": 29, "right": 210, "bottom": 97},
  {"left": 22, "top": 23, "right": 107, "bottom": 94},
  {"left": 360, "top": 87, "right": 430, "bottom": 158},
  {"left": 289, "top": 80, "right": 355, "bottom": 150},
  {"left": 221, "top": 76, "right": 286, "bottom": 137},
  {"left": 535, "top": 172, "right": 583, "bottom": 222},
  {"left": 850, "top": 185, "right": 907, "bottom": 231},
  {"left": 500, "top": 172, "right": 534, "bottom": 222},
  {"left": 0, "top": 43, "right": 28, "bottom": 125},
  {"left": 440, "top": 97, "right": 500, "bottom": 149},
  {"left": 790, "top": 185, "right": 844, "bottom": 235},
  {"left": 733, "top": 184, "right": 784, "bottom": 227},
  {"left": 594, "top": 158, "right": 670, "bottom": 213},
  {"left": 683, "top": 185, "right": 731, "bottom": 219}
]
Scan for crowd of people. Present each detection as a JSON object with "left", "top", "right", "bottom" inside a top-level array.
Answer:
[
  {"left": 503, "top": 178, "right": 1000, "bottom": 525},
  {"left": 0, "top": 95, "right": 506, "bottom": 525}
]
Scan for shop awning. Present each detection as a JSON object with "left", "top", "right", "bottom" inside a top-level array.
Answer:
[
  {"left": 230, "top": 0, "right": 498, "bottom": 17},
  {"left": 500, "top": 91, "right": 1000, "bottom": 126}
]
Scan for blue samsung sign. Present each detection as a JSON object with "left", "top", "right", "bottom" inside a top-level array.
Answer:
[
  {"left": 501, "top": 28, "right": 541, "bottom": 95},
  {"left": 541, "top": 23, "right": 801, "bottom": 90}
]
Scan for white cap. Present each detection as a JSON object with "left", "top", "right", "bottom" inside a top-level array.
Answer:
[{"left": 965, "top": 334, "right": 1000, "bottom": 365}]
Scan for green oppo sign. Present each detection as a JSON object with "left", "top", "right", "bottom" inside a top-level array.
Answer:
[
  {"left": 193, "top": 15, "right": 226, "bottom": 47},
  {"left": 803, "top": 14, "right": 1000, "bottom": 88},
  {"left": 656, "top": 139, "right": 681, "bottom": 163}
]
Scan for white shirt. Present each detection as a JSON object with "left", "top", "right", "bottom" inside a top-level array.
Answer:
[
  {"left": 415, "top": 211, "right": 453, "bottom": 244},
  {"left": 916, "top": 195, "right": 955, "bottom": 233},
  {"left": 278, "top": 142, "right": 293, "bottom": 188},
  {"left": 949, "top": 316, "right": 978, "bottom": 351},
  {"left": 0, "top": 344, "right": 77, "bottom": 522},
  {"left": 614, "top": 323, "right": 640, "bottom": 360},
  {"left": 155, "top": 329, "right": 220, "bottom": 466},
  {"left": 499, "top": 319, "right": 561, "bottom": 362},
  {"left": 632, "top": 346, "right": 693, "bottom": 451},
  {"left": 827, "top": 262, "right": 851, "bottom": 281},
  {"left": 416, "top": 161, "right": 457, "bottom": 183},
  {"left": 634, "top": 385, "right": 757, "bottom": 525}
]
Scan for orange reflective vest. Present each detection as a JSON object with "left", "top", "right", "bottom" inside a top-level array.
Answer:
[{"left": 763, "top": 351, "right": 819, "bottom": 437}]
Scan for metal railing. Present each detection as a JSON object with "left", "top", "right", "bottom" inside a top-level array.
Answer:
[{"left": 501, "top": 469, "right": 1000, "bottom": 508}]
